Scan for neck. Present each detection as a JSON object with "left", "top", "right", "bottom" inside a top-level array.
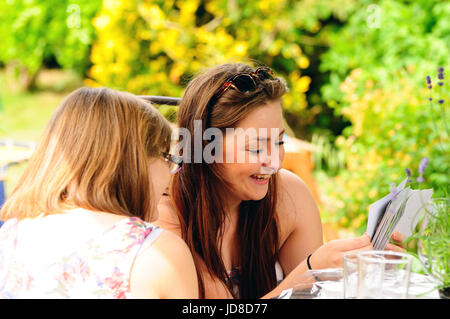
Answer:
[{"left": 222, "top": 191, "right": 242, "bottom": 221}]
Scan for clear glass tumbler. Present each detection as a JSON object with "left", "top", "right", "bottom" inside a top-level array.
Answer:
[
  {"left": 343, "top": 253, "right": 359, "bottom": 299},
  {"left": 357, "top": 250, "right": 412, "bottom": 299}
]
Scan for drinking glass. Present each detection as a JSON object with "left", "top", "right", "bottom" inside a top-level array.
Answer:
[
  {"left": 343, "top": 253, "right": 359, "bottom": 299},
  {"left": 357, "top": 251, "right": 412, "bottom": 299},
  {"left": 417, "top": 197, "right": 448, "bottom": 286}
]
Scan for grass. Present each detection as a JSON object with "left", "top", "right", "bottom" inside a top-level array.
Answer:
[
  {"left": 0, "top": 69, "right": 80, "bottom": 141},
  {"left": 0, "top": 68, "right": 83, "bottom": 196},
  {"left": 0, "top": 91, "right": 62, "bottom": 141}
]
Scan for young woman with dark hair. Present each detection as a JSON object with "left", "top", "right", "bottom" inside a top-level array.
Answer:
[{"left": 156, "top": 63, "right": 406, "bottom": 299}]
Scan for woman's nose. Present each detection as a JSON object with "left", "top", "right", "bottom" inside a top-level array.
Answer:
[{"left": 260, "top": 149, "right": 282, "bottom": 172}]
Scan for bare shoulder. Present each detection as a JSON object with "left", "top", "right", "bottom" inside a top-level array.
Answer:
[
  {"left": 278, "top": 168, "right": 313, "bottom": 193},
  {"left": 277, "top": 169, "right": 319, "bottom": 219},
  {"left": 154, "top": 195, "right": 182, "bottom": 237},
  {"left": 154, "top": 206, "right": 233, "bottom": 299},
  {"left": 276, "top": 169, "right": 321, "bottom": 241},
  {"left": 130, "top": 229, "right": 198, "bottom": 298},
  {"left": 151, "top": 229, "right": 192, "bottom": 257}
]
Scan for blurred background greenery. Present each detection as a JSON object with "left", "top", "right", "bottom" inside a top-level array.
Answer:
[{"left": 0, "top": 0, "right": 448, "bottom": 238}]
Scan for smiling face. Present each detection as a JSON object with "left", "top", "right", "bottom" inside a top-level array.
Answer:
[{"left": 219, "top": 99, "right": 285, "bottom": 202}]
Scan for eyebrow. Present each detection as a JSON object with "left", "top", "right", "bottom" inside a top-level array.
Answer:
[
  {"left": 256, "top": 128, "right": 285, "bottom": 141},
  {"left": 246, "top": 129, "right": 286, "bottom": 142}
]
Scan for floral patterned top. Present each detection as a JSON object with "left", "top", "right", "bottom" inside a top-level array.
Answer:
[{"left": 0, "top": 216, "right": 163, "bottom": 299}]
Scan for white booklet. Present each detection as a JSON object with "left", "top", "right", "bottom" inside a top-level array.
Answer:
[{"left": 366, "top": 179, "right": 433, "bottom": 250}]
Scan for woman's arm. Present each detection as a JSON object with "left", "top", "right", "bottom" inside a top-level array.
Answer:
[
  {"left": 263, "top": 169, "right": 374, "bottom": 299},
  {"left": 262, "top": 233, "right": 373, "bottom": 298},
  {"left": 156, "top": 197, "right": 234, "bottom": 299},
  {"left": 275, "top": 169, "right": 323, "bottom": 275}
]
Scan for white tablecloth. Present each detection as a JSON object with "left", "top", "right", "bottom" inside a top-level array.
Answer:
[{"left": 285, "top": 269, "right": 440, "bottom": 299}]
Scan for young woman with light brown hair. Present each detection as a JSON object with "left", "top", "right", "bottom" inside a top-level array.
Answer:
[
  {"left": 156, "top": 63, "right": 406, "bottom": 299},
  {"left": 0, "top": 87, "right": 198, "bottom": 299}
]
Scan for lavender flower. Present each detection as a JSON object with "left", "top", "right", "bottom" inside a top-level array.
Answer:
[
  {"left": 425, "top": 69, "right": 448, "bottom": 164},
  {"left": 405, "top": 168, "right": 411, "bottom": 176},
  {"left": 387, "top": 182, "right": 401, "bottom": 214},
  {"left": 418, "top": 157, "right": 429, "bottom": 175},
  {"left": 426, "top": 75, "right": 433, "bottom": 89},
  {"left": 416, "top": 157, "right": 429, "bottom": 184},
  {"left": 405, "top": 168, "right": 412, "bottom": 183},
  {"left": 390, "top": 182, "right": 400, "bottom": 201},
  {"left": 438, "top": 67, "right": 444, "bottom": 85}
]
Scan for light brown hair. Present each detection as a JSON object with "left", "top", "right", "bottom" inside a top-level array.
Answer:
[
  {"left": 0, "top": 87, "right": 172, "bottom": 222},
  {"left": 171, "top": 63, "right": 288, "bottom": 298}
]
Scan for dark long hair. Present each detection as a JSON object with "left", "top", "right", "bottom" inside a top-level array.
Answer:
[{"left": 171, "top": 63, "right": 287, "bottom": 298}]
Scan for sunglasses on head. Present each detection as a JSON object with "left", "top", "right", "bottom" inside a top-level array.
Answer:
[
  {"left": 204, "top": 67, "right": 275, "bottom": 129},
  {"left": 212, "top": 67, "right": 275, "bottom": 102}
]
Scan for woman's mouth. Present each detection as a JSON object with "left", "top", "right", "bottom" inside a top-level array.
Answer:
[{"left": 250, "top": 174, "right": 271, "bottom": 185}]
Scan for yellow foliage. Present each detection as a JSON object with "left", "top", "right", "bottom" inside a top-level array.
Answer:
[
  {"left": 103, "top": 0, "right": 123, "bottom": 11},
  {"left": 390, "top": 173, "right": 399, "bottom": 181},
  {"left": 258, "top": 1, "right": 270, "bottom": 13},
  {"left": 296, "top": 56, "right": 310, "bottom": 69},
  {"left": 87, "top": 0, "right": 313, "bottom": 122},
  {"left": 350, "top": 214, "right": 366, "bottom": 230},
  {"left": 92, "top": 14, "right": 111, "bottom": 30},
  {"left": 368, "top": 188, "right": 378, "bottom": 199}
]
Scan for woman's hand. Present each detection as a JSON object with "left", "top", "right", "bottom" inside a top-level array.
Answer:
[
  {"left": 308, "top": 234, "right": 373, "bottom": 269},
  {"left": 308, "top": 231, "right": 406, "bottom": 270},
  {"left": 384, "top": 231, "right": 407, "bottom": 253}
]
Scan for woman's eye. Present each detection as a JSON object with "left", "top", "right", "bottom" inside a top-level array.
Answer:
[
  {"left": 275, "top": 141, "right": 285, "bottom": 146},
  {"left": 247, "top": 149, "right": 262, "bottom": 154}
]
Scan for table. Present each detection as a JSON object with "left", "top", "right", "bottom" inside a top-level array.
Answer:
[{"left": 279, "top": 268, "right": 440, "bottom": 299}]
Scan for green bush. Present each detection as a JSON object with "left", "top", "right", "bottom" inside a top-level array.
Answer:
[
  {"left": 317, "top": 0, "right": 450, "bottom": 233},
  {"left": 0, "top": 0, "right": 102, "bottom": 90},
  {"left": 87, "top": 0, "right": 360, "bottom": 128}
]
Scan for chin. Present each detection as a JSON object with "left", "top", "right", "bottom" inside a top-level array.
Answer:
[
  {"left": 250, "top": 194, "right": 268, "bottom": 201},
  {"left": 228, "top": 178, "right": 270, "bottom": 202},
  {"left": 244, "top": 187, "right": 269, "bottom": 201}
]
